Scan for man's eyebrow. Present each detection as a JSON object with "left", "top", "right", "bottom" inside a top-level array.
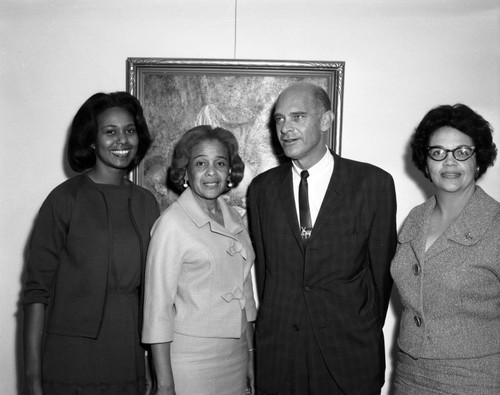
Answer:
[{"left": 274, "top": 111, "right": 308, "bottom": 117}]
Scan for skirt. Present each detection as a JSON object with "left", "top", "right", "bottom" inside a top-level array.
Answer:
[
  {"left": 393, "top": 350, "right": 500, "bottom": 395},
  {"left": 171, "top": 331, "right": 248, "bottom": 395},
  {"left": 42, "top": 292, "right": 146, "bottom": 394}
]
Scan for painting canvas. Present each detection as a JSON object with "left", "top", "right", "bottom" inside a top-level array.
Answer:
[{"left": 127, "top": 58, "right": 345, "bottom": 214}]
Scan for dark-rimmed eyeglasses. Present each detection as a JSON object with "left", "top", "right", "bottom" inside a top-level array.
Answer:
[{"left": 427, "top": 145, "right": 475, "bottom": 161}]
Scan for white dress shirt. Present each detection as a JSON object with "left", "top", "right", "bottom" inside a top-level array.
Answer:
[{"left": 291, "top": 148, "right": 334, "bottom": 228}]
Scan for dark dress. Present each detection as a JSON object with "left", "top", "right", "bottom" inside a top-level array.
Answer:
[{"left": 42, "top": 183, "right": 146, "bottom": 394}]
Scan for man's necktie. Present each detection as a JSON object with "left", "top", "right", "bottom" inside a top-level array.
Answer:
[{"left": 299, "top": 170, "right": 312, "bottom": 240}]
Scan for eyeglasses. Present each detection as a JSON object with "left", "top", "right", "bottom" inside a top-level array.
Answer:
[{"left": 427, "top": 145, "right": 476, "bottom": 161}]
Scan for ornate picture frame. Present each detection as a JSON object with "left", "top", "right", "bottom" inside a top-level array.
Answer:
[{"left": 127, "top": 58, "right": 345, "bottom": 212}]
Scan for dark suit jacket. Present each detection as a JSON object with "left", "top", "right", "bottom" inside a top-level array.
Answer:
[{"left": 247, "top": 152, "right": 397, "bottom": 394}]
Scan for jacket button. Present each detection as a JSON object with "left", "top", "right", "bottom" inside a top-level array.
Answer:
[
  {"left": 412, "top": 264, "right": 421, "bottom": 275},
  {"left": 304, "top": 286, "right": 311, "bottom": 292},
  {"left": 292, "top": 324, "right": 299, "bottom": 331},
  {"left": 414, "top": 315, "right": 422, "bottom": 327}
]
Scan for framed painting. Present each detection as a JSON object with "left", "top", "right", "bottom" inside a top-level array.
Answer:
[{"left": 127, "top": 58, "right": 345, "bottom": 213}]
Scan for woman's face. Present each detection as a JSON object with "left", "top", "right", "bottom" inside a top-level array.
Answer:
[
  {"left": 93, "top": 107, "right": 139, "bottom": 173},
  {"left": 186, "top": 139, "right": 230, "bottom": 206},
  {"left": 426, "top": 126, "right": 477, "bottom": 195}
]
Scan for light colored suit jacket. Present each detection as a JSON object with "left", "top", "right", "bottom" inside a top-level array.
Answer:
[
  {"left": 142, "top": 188, "right": 257, "bottom": 343},
  {"left": 391, "top": 186, "right": 500, "bottom": 359}
]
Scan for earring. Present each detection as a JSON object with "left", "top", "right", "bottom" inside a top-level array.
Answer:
[
  {"left": 183, "top": 178, "right": 188, "bottom": 188},
  {"left": 227, "top": 177, "right": 233, "bottom": 188},
  {"left": 475, "top": 166, "right": 480, "bottom": 179}
]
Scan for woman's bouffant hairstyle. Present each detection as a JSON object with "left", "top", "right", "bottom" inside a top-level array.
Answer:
[
  {"left": 411, "top": 103, "right": 497, "bottom": 180},
  {"left": 67, "top": 91, "right": 152, "bottom": 172},
  {"left": 169, "top": 125, "right": 245, "bottom": 194}
]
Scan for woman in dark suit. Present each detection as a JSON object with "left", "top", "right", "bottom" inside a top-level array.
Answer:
[
  {"left": 23, "top": 92, "right": 160, "bottom": 394},
  {"left": 391, "top": 104, "right": 499, "bottom": 394}
]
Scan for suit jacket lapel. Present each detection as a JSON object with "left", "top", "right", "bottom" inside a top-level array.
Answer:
[
  {"left": 311, "top": 152, "right": 347, "bottom": 239},
  {"left": 277, "top": 164, "right": 304, "bottom": 251},
  {"left": 398, "top": 200, "right": 429, "bottom": 265}
]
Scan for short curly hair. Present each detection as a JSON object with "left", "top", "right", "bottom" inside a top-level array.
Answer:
[
  {"left": 170, "top": 125, "right": 245, "bottom": 193},
  {"left": 67, "top": 91, "right": 151, "bottom": 172},
  {"left": 411, "top": 103, "right": 497, "bottom": 180}
]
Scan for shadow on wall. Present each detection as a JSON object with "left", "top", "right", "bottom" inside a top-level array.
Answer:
[
  {"left": 403, "top": 136, "right": 434, "bottom": 201},
  {"left": 15, "top": 216, "right": 38, "bottom": 393},
  {"left": 63, "top": 124, "right": 80, "bottom": 179}
]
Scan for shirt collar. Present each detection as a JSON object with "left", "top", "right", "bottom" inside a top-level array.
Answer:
[{"left": 292, "top": 146, "right": 333, "bottom": 177}]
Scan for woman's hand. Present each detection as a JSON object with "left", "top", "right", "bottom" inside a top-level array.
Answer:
[
  {"left": 144, "top": 349, "right": 154, "bottom": 395},
  {"left": 245, "top": 320, "right": 256, "bottom": 394},
  {"left": 246, "top": 348, "right": 255, "bottom": 394},
  {"left": 23, "top": 303, "right": 45, "bottom": 395},
  {"left": 150, "top": 343, "right": 176, "bottom": 395}
]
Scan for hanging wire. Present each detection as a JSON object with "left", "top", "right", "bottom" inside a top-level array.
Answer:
[{"left": 233, "top": 0, "right": 238, "bottom": 58}]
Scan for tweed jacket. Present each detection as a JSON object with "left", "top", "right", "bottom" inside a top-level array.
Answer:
[
  {"left": 248, "top": 152, "right": 397, "bottom": 394},
  {"left": 23, "top": 173, "right": 160, "bottom": 338},
  {"left": 391, "top": 186, "right": 500, "bottom": 359},
  {"left": 142, "top": 188, "right": 257, "bottom": 343}
]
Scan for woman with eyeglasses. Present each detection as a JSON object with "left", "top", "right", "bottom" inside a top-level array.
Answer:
[{"left": 391, "top": 104, "right": 499, "bottom": 394}]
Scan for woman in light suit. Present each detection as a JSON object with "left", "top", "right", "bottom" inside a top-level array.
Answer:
[
  {"left": 142, "top": 125, "right": 257, "bottom": 395},
  {"left": 391, "top": 104, "right": 499, "bottom": 394}
]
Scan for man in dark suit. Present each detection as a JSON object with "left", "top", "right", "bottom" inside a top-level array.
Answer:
[{"left": 248, "top": 82, "right": 397, "bottom": 394}]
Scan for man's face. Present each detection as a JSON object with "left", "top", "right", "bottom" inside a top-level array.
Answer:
[{"left": 274, "top": 86, "right": 329, "bottom": 169}]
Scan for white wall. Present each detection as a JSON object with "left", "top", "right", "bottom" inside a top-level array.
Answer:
[{"left": 1, "top": 0, "right": 499, "bottom": 393}]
